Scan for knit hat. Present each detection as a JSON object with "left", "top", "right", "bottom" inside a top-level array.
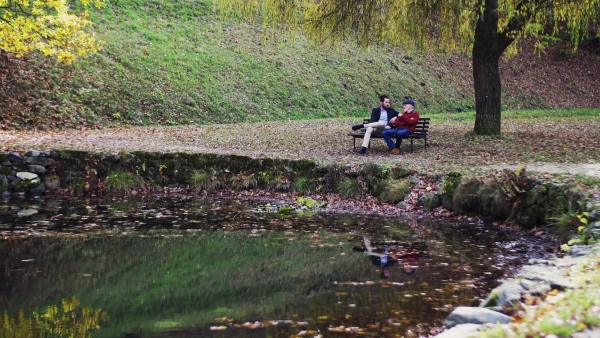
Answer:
[{"left": 402, "top": 99, "right": 416, "bottom": 106}]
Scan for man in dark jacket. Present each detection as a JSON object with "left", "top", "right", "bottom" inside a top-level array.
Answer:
[{"left": 351, "top": 95, "right": 400, "bottom": 155}]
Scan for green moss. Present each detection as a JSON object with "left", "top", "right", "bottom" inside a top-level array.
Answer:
[
  {"left": 378, "top": 178, "right": 413, "bottom": 204},
  {"left": 361, "top": 163, "right": 385, "bottom": 178},
  {"left": 291, "top": 159, "right": 318, "bottom": 174},
  {"left": 13, "top": 180, "right": 38, "bottom": 192},
  {"left": 389, "top": 166, "right": 412, "bottom": 180},
  {"left": 452, "top": 178, "right": 483, "bottom": 214},
  {"left": 69, "top": 177, "right": 86, "bottom": 193},
  {"left": 0, "top": 166, "right": 12, "bottom": 175},
  {"left": 478, "top": 181, "right": 512, "bottom": 219}
]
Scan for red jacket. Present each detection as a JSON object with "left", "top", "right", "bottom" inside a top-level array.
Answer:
[{"left": 393, "top": 110, "right": 419, "bottom": 133}]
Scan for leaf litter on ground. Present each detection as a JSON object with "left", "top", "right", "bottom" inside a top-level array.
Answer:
[{"left": 1, "top": 115, "right": 599, "bottom": 177}]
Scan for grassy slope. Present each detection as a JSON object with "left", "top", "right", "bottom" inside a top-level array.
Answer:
[
  {"left": 72, "top": 0, "right": 477, "bottom": 126},
  {"left": 1, "top": 0, "right": 598, "bottom": 131},
  {"left": 0, "top": 0, "right": 486, "bottom": 129}
]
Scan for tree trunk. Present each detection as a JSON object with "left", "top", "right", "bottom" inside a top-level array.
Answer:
[
  {"left": 472, "top": 50, "right": 502, "bottom": 135},
  {"left": 471, "top": 0, "right": 511, "bottom": 136}
]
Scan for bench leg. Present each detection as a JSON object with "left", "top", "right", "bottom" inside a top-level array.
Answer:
[
  {"left": 410, "top": 139, "right": 414, "bottom": 153},
  {"left": 353, "top": 138, "right": 356, "bottom": 151}
]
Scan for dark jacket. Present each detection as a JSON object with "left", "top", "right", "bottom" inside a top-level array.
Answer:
[{"left": 370, "top": 106, "right": 400, "bottom": 124}]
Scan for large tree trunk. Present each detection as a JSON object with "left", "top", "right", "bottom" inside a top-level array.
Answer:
[
  {"left": 472, "top": 49, "right": 502, "bottom": 135},
  {"left": 471, "top": 0, "right": 512, "bottom": 136}
]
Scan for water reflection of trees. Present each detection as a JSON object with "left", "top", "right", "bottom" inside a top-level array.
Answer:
[
  {"left": 0, "top": 195, "right": 541, "bottom": 337},
  {"left": 0, "top": 297, "right": 107, "bottom": 337}
]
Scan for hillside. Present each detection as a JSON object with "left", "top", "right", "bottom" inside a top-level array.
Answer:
[{"left": 0, "top": 0, "right": 599, "bottom": 130}]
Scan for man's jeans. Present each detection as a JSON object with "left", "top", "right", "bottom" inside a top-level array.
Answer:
[{"left": 382, "top": 128, "right": 413, "bottom": 149}]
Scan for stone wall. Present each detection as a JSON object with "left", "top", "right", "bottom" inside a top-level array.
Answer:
[
  {"left": 0, "top": 151, "right": 57, "bottom": 197},
  {"left": 435, "top": 172, "right": 591, "bottom": 229},
  {"left": 0, "top": 149, "right": 595, "bottom": 228}
]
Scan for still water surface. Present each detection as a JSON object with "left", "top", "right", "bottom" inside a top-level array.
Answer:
[{"left": 0, "top": 195, "right": 548, "bottom": 337}]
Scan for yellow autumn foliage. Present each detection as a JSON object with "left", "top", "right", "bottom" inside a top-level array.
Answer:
[
  {"left": 213, "top": 0, "right": 600, "bottom": 54},
  {"left": 0, "top": 297, "right": 107, "bottom": 337},
  {"left": 0, "top": 0, "right": 104, "bottom": 63}
]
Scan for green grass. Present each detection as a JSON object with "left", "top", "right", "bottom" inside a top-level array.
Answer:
[
  {"left": 338, "top": 178, "right": 363, "bottom": 198},
  {"left": 424, "top": 108, "right": 600, "bottom": 124},
  {"left": 292, "top": 177, "right": 318, "bottom": 194},
  {"left": 190, "top": 171, "right": 222, "bottom": 191},
  {"left": 5, "top": 0, "right": 598, "bottom": 130},
  {"left": 16, "top": 0, "right": 478, "bottom": 129},
  {"left": 104, "top": 169, "right": 141, "bottom": 192}
]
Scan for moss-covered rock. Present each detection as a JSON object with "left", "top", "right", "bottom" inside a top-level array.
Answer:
[
  {"left": 389, "top": 166, "right": 412, "bottom": 180},
  {"left": 422, "top": 193, "right": 442, "bottom": 211},
  {"left": 0, "top": 166, "right": 12, "bottom": 175},
  {"left": 452, "top": 178, "right": 483, "bottom": 214},
  {"left": 440, "top": 172, "right": 462, "bottom": 210},
  {"left": 478, "top": 181, "right": 512, "bottom": 220},
  {"left": 13, "top": 179, "right": 38, "bottom": 192}
]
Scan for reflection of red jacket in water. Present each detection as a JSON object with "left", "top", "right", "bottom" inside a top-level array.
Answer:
[
  {"left": 392, "top": 111, "right": 419, "bottom": 133},
  {"left": 397, "top": 253, "right": 420, "bottom": 266}
]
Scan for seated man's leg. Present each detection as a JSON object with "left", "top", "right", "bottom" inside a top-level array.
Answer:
[
  {"left": 394, "top": 129, "right": 413, "bottom": 149},
  {"left": 361, "top": 121, "right": 386, "bottom": 148},
  {"left": 381, "top": 129, "right": 397, "bottom": 150}
]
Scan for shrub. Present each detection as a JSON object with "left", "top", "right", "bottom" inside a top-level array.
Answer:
[
  {"left": 440, "top": 172, "right": 462, "bottom": 196},
  {"left": 379, "top": 178, "right": 413, "bottom": 204},
  {"left": 292, "top": 177, "right": 318, "bottom": 194},
  {"left": 104, "top": 170, "right": 140, "bottom": 192},
  {"left": 44, "top": 174, "right": 61, "bottom": 191},
  {"left": 272, "top": 176, "right": 291, "bottom": 192},
  {"left": 338, "top": 178, "right": 362, "bottom": 199},
  {"left": 241, "top": 174, "right": 258, "bottom": 190},
  {"left": 190, "top": 172, "right": 221, "bottom": 192}
]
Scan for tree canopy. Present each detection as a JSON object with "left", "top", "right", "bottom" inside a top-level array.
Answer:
[
  {"left": 214, "top": 0, "right": 600, "bottom": 135},
  {"left": 0, "top": 0, "right": 104, "bottom": 63}
]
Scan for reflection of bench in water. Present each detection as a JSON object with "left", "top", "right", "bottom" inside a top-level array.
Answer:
[{"left": 357, "top": 236, "right": 428, "bottom": 266}]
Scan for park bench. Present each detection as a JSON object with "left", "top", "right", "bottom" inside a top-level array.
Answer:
[{"left": 348, "top": 117, "right": 430, "bottom": 153}]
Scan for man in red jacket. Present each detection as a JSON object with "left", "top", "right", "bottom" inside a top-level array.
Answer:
[{"left": 381, "top": 99, "right": 420, "bottom": 154}]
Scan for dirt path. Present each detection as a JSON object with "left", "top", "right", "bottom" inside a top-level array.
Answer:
[
  {"left": 482, "top": 163, "right": 600, "bottom": 178},
  {"left": 1, "top": 118, "right": 599, "bottom": 178}
]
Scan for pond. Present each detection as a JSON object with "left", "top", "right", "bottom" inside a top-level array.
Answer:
[{"left": 0, "top": 195, "right": 551, "bottom": 337}]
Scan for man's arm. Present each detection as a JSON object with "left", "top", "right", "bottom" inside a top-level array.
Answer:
[
  {"left": 387, "top": 107, "right": 400, "bottom": 126},
  {"left": 402, "top": 112, "right": 420, "bottom": 126},
  {"left": 369, "top": 108, "right": 380, "bottom": 123}
]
